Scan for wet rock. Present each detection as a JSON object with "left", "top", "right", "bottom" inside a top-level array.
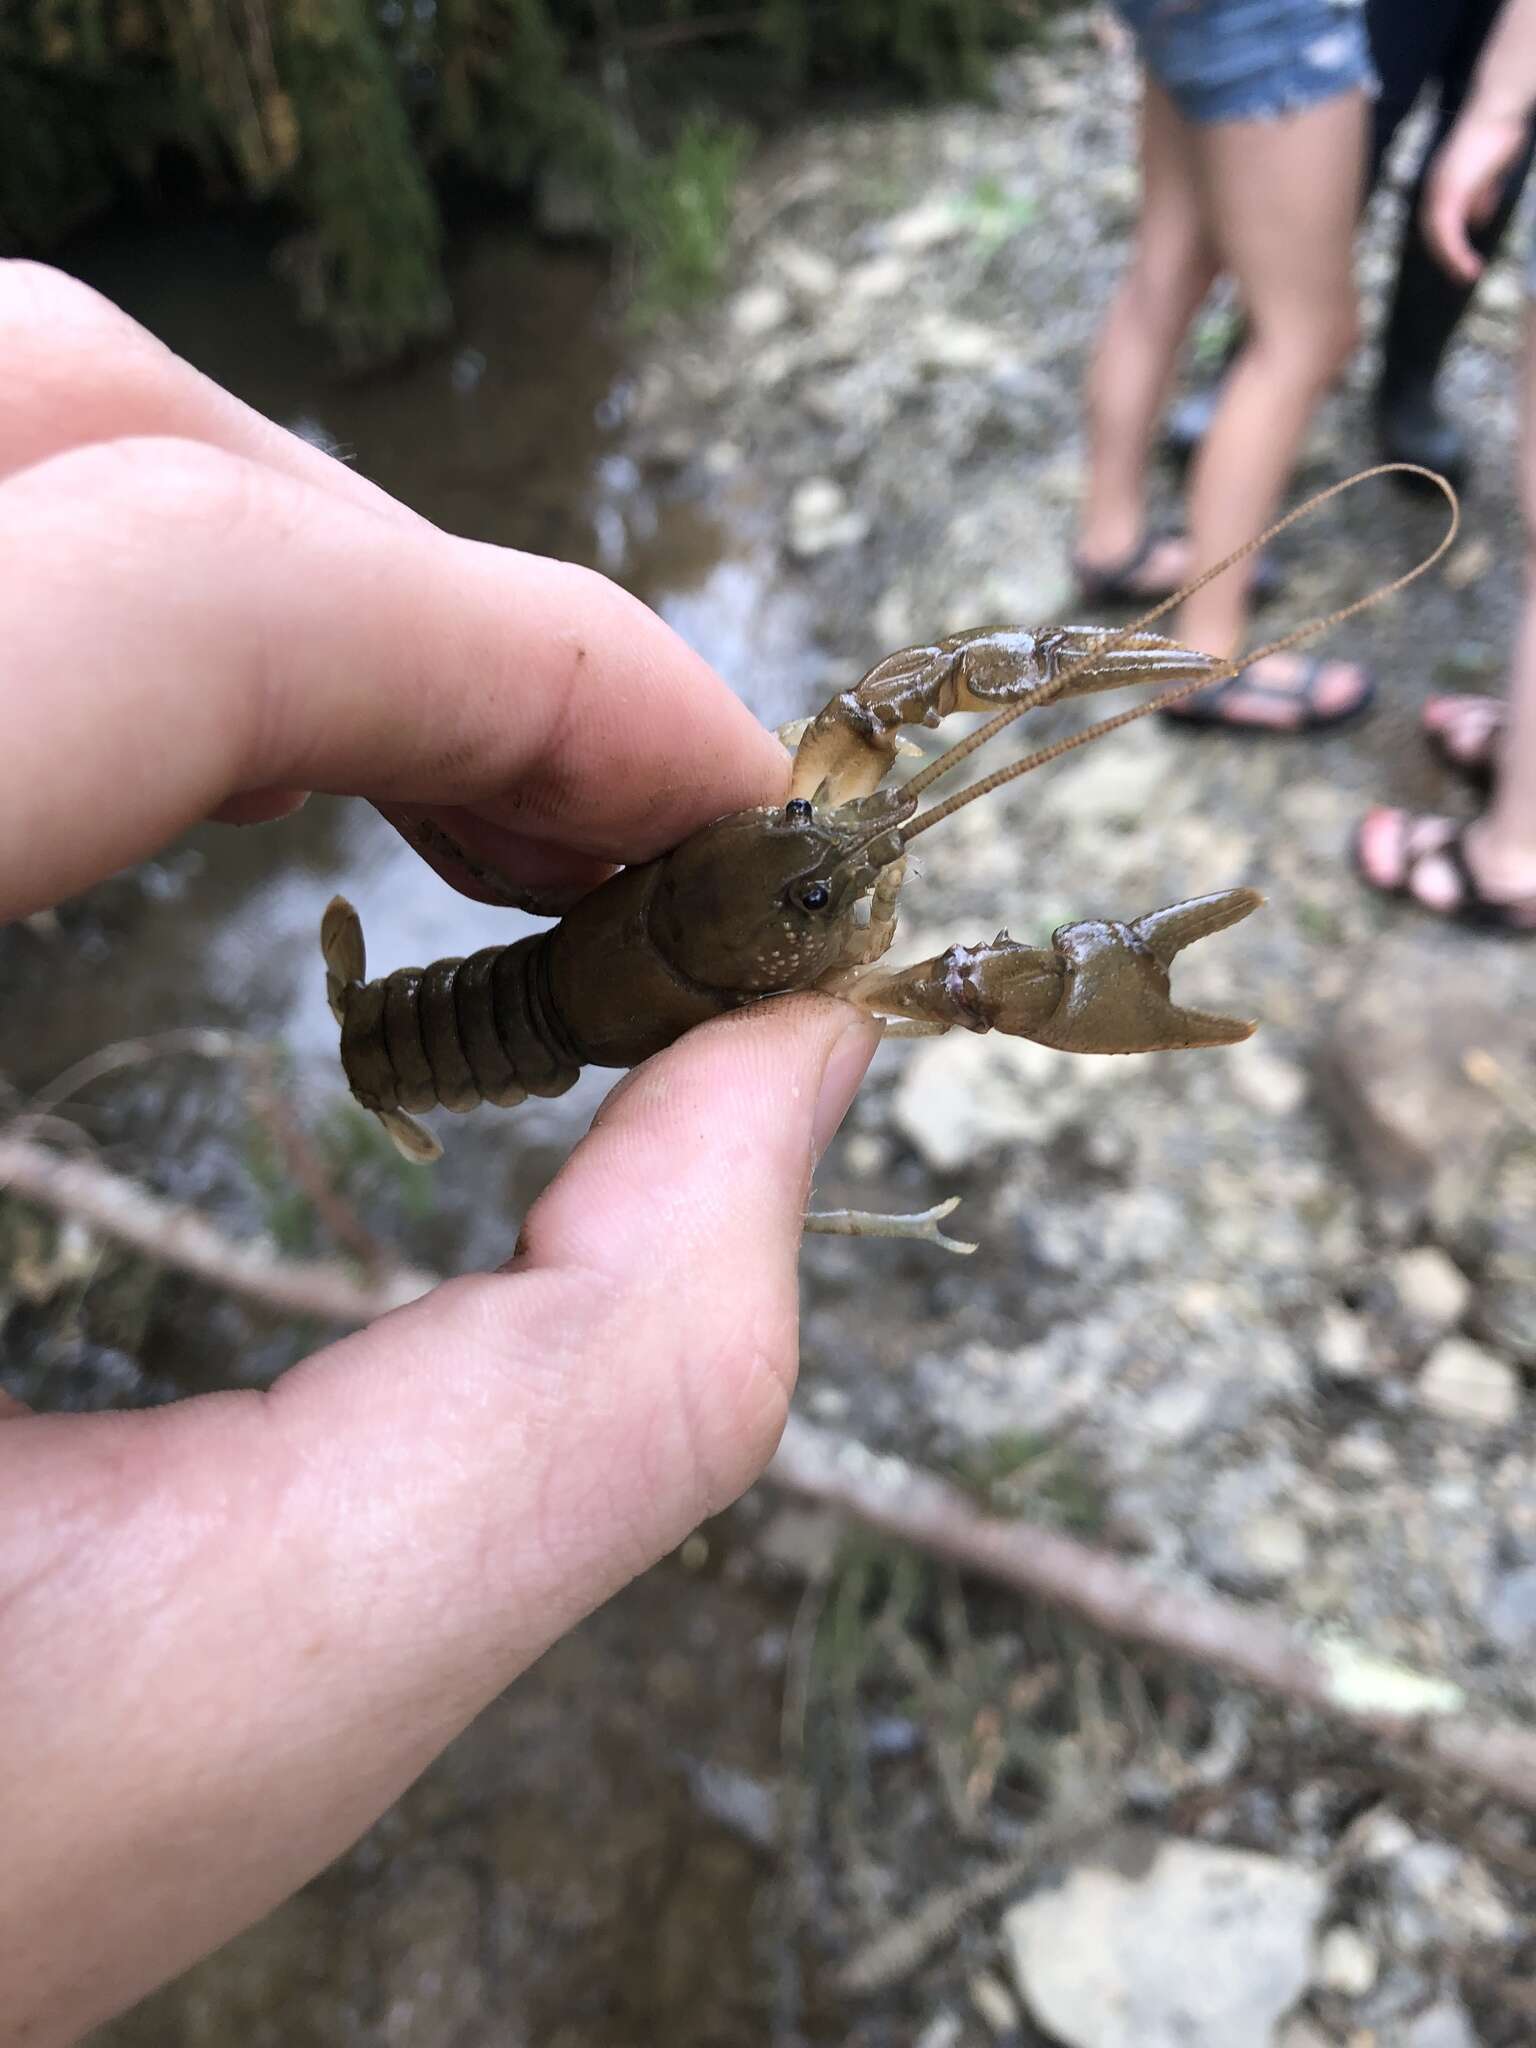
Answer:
[
  {"left": 1002, "top": 1832, "right": 1325, "bottom": 2048},
  {"left": 787, "top": 477, "right": 870, "bottom": 557},
  {"left": 969, "top": 1972, "right": 1019, "bottom": 2038},
  {"left": 1312, "top": 963, "right": 1512, "bottom": 1237},
  {"left": 755, "top": 1502, "right": 843, "bottom": 1580},
  {"left": 882, "top": 198, "right": 965, "bottom": 252},
  {"left": 1390, "top": 1246, "right": 1473, "bottom": 1342},
  {"left": 843, "top": 253, "right": 911, "bottom": 301},
  {"left": 373, "top": 1866, "right": 487, "bottom": 2041},
  {"left": 730, "top": 282, "right": 792, "bottom": 338},
  {"left": 1237, "top": 1512, "right": 1310, "bottom": 1586},
  {"left": 1277, "top": 2023, "right": 1334, "bottom": 2048},
  {"left": 685, "top": 1761, "right": 779, "bottom": 1849},
  {"left": 1330, "top": 1431, "right": 1396, "bottom": 1479},
  {"left": 1382, "top": 1835, "right": 1515, "bottom": 1953},
  {"left": 1190, "top": 1461, "right": 1310, "bottom": 1593},
  {"left": 533, "top": 165, "right": 602, "bottom": 238},
  {"left": 766, "top": 238, "right": 840, "bottom": 299},
  {"left": 1472, "top": 1144, "right": 1536, "bottom": 1365},
  {"left": 1036, "top": 726, "right": 1173, "bottom": 831},
  {"left": 1313, "top": 1304, "right": 1379, "bottom": 1382},
  {"left": 1483, "top": 1562, "right": 1536, "bottom": 1650},
  {"left": 1226, "top": 1041, "right": 1308, "bottom": 1120},
  {"left": 914, "top": 2015, "right": 965, "bottom": 2048},
  {"left": 1417, "top": 1337, "right": 1519, "bottom": 1428},
  {"left": 1402, "top": 1997, "right": 1480, "bottom": 2048},
  {"left": 914, "top": 312, "right": 1013, "bottom": 373},
  {"left": 1314, "top": 1923, "right": 1378, "bottom": 1996},
  {"left": 891, "top": 1030, "right": 1120, "bottom": 1173}
]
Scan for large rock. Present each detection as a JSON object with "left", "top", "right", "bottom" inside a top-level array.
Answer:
[
  {"left": 891, "top": 1030, "right": 1123, "bottom": 1173},
  {"left": 1417, "top": 1337, "right": 1520, "bottom": 1428},
  {"left": 1002, "top": 1833, "right": 1325, "bottom": 2048},
  {"left": 1312, "top": 945, "right": 1517, "bottom": 1237}
]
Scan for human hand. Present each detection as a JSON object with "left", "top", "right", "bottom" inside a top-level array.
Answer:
[
  {"left": 0, "top": 262, "right": 879, "bottom": 2043},
  {"left": 1422, "top": 104, "right": 1532, "bottom": 284}
]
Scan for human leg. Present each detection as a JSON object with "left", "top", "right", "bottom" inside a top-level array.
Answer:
[
  {"left": 1355, "top": 309, "right": 1536, "bottom": 925},
  {"left": 1076, "top": 77, "right": 1217, "bottom": 590},
  {"left": 1371, "top": 0, "right": 1536, "bottom": 482},
  {"left": 1164, "top": 88, "right": 1370, "bottom": 722}
]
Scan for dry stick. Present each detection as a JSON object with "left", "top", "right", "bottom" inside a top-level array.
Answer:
[
  {"left": 16, "top": 1029, "right": 389, "bottom": 1275},
  {"left": 834, "top": 1790, "right": 1121, "bottom": 1996},
  {"left": 0, "top": 1135, "right": 433, "bottom": 1323},
  {"left": 5, "top": 1133, "right": 1536, "bottom": 1812},
  {"left": 242, "top": 1049, "right": 392, "bottom": 1275},
  {"left": 767, "top": 1417, "right": 1536, "bottom": 1812}
]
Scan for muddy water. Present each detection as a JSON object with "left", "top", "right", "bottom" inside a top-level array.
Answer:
[
  {"left": 5, "top": 222, "right": 833, "bottom": 2042},
  {"left": 1, "top": 217, "right": 827, "bottom": 1263}
]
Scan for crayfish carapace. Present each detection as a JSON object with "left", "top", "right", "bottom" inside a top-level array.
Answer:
[{"left": 322, "top": 466, "right": 1458, "bottom": 1247}]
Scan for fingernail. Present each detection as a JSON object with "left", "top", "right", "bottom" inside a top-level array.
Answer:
[{"left": 812, "top": 1014, "right": 881, "bottom": 1162}]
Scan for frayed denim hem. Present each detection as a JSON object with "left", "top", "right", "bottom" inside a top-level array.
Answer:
[
  {"left": 1169, "top": 58, "right": 1378, "bottom": 128},
  {"left": 1113, "top": 0, "right": 1376, "bottom": 128}
]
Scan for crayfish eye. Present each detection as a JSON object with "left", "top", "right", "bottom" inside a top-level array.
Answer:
[
  {"left": 784, "top": 798, "right": 813, "bottom": 823},
  {"left": 799, "top": 883, "right": 831, "bottom": 912}
]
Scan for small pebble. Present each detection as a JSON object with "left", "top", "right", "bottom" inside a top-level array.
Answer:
[
  {"left": 1418, "top": 1338, "right": 1520, "bottom": 1427},
  {"left": 1315, "top": 1923, "right": 1378, "bottom": 1997}
]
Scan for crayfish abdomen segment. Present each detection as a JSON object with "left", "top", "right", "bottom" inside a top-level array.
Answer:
[
  {"left": 339, "top": 936, "right": 580, "bottom": 1117},
  {"left": 326, "top": 901, "right": 586, "bottom": 1162}
]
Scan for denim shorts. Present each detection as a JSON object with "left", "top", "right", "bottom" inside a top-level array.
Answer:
[{"left": 1111, "top": 0, "right": 1376, "bottom": 126}]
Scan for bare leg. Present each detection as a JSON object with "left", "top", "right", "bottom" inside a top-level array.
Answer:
[
  {"left": 1353, "top": 311, "right": 1536, "bottom": 923},
  {"left": 1169, "top": 90, "right": 1370, "bottom": 724},
  {"left": 1468, "top": 318, "right": 1536, "bottom": 897},
  {"left": 1077, "top": 77, "right": 1218, "bottom": 588}
]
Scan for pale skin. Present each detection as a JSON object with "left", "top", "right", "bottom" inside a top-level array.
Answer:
[
  {"left": 0, "top": 261, "right": 883, "bottom": 2044},
  {"left": 1078, "top": 78, "right": 1370, "bottom": 726},
  {"left": 1357, "top": 0, "right": 1536, "bottom": 924}
]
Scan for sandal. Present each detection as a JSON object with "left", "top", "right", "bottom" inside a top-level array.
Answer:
[
  {"left": 1352, "top": 807, "right": 1536, "bottom": 934},
  {"left": 1073, "top": 530, "right": 1282, "bottom": 608},
  {"left": 1423, "top": 694, "right": 1505, "bottom": 793},
  {"left": 1160, "top": 654, "right": 1374, "bottom": 734}
]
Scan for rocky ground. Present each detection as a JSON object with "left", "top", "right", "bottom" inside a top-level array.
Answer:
[
  {"left": 614, "top": 9, "right": 1536, "bottom": 2038},
  {"left": 11, "top": 8, "right": 1536, "bottom": 2044}
]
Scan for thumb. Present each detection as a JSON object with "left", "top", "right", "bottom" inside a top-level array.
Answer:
[
  {"left": 272, "top": 992, "right": 883, "bottom": 1672},
  {"left": 0, "top": 997, "right": 880, "bottom": 2043}
]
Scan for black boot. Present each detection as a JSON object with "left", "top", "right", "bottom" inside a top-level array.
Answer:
[
  {"left": 1374, "top": 226, "right": 1477, "bottom": 492},
  {"left": 1375, "top": 129, "right": 1536, "bottom": 495}
]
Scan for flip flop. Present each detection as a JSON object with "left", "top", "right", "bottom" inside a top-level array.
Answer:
[
  {"left": 1423, "top": 695, "right": 1504, "bottom": 793},
  {"left": 1160, "top": 655, "right": 1374, "bottom": 735},
  {"left": 1352, "top": 808, "right": 1536, "bottom": 935},
  {"left": 1073, "top": 530, "right": 1282, "bottom": 609}
]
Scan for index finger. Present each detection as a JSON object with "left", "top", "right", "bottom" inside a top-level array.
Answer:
[
  {"left": 1423, "top": 178, "right": 1485, "bottom": 284},
  {"left": 0, "top": 435, "right": 789, "bottom": 921}
]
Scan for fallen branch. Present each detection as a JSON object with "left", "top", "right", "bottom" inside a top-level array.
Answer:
[
  {"left": 766, "top": 1420, "right": 1536, "bottom": 1812},
  {"left": 0, "top": 1136, "right": 432, "bottom": 1324},
  {"left": 6, "top": 1133, "right": 1536, "bottom": 1812}
]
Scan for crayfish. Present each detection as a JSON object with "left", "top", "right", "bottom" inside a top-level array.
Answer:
[{"left": 323, "top": 467, "right": 1457, "bottom": 1249}]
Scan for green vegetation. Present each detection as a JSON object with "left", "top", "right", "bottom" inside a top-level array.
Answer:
[
  {"left": 0, "top": 0, "right": 1039, "bottom": 364},
  {"left": 942, "top": 1427, "right": 1109, "bottom": 1533}
]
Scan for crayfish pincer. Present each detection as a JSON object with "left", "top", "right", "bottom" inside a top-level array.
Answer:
[{"left": 322, "top": 466, "right": 1459, "bottom": 1246}]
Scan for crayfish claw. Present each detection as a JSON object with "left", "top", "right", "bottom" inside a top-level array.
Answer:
[
  {"left": 1045, "top": 628, "right": 1233, "bottom": 701},
  {"left": 1128, "top": 887, "right": 1265, "bottom": 966},
  {"left": 853, "top": 888, "right": 1261, "bottom": 1056},
  {"left": 1041, "top": 890, "right": 1260, "bottom": 1053}
]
